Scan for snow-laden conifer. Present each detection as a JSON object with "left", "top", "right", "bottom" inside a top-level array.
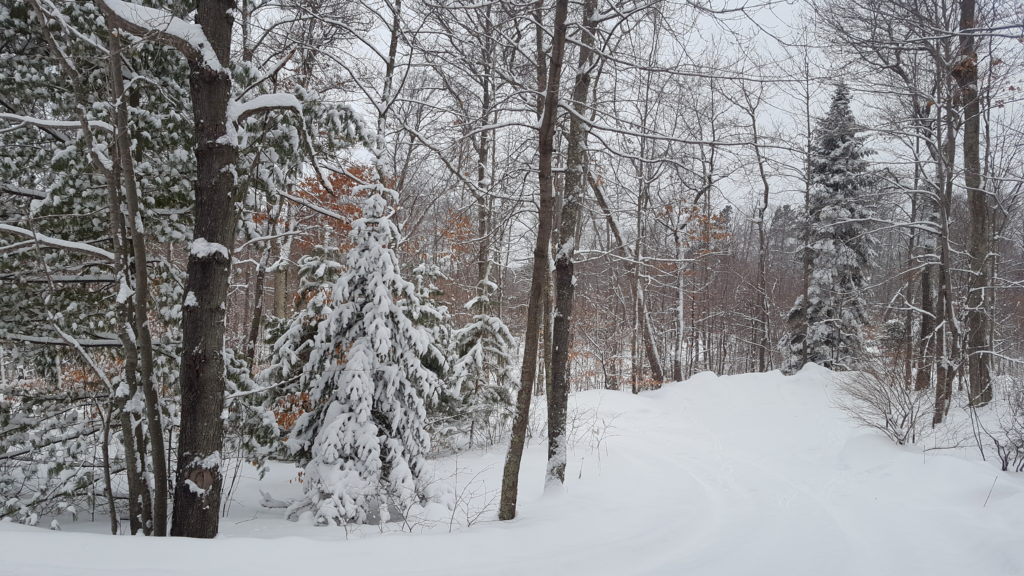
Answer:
[
  {"left": 783, "top": 83, "right": 873, "bottom": 374},
  {"left": 287, "top": 188, "right": 438, "bottom": 525},
  {"left": 433, "top": 281, "right": 516, "bottom": 450}
]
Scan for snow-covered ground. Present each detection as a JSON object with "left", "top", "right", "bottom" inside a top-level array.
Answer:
[{"left": 3, "top": 366, "right": 1023, "bottom": 576}]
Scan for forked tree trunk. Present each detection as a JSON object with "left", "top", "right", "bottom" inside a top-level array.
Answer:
[
  {"left": 107, "top": 31, "right": 168, "bottom": 535},
  {"left": 499, "top": 0, "right": 569, "bottom": 521}
]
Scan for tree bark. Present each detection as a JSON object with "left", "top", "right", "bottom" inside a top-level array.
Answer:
[
  {"left": 170, "top": 0, "right": 238, "bottom": 539},
  {"left": 954, "top": 0, "right": 992, "bottom": 406},
  {"left": 547, "top": 0, "right": 597, "bottom": 485}
]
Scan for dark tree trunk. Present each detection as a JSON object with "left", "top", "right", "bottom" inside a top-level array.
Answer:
[
  {"left": 170, "top": 0, "right": 238, "bottom": 539},
  {"left": 915, "top": 262, "right": 935, "bottom": 391},
  {"left": 954, "top": 0, "right": 992, "bottom": 407},
  {"left": 547, "top": 0, "right": 597, "bottom": 485}
]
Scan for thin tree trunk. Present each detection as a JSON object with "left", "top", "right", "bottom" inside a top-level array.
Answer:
[
  {"left": 95, "top": 80, "right": 149, "bottom": 536},
  {"left": 107, "top": 31, "right": 168, "bottom": 535},
  {"left": 639, "top": 289, "right": 665, "bottom": 383},
  {"left": 933, "top": 106, "right": 960, "bottom": 425},
  {"left": 273, "top": 239, "right": 289, "bottom": 317},
  {"left": 244, "top": 197, "right": 285, "bottom": 363},
  {"left": 589, "top": 174, "right": 664, "bottom": 384},
  {"left": 499, "top": 0, "right": 569, "bottom": 521},
  {"left": 542, "top": 266, "right": 554, "bottom": 396},
  {"left": 547, "top": 0, "right": 597, "bottom": 485},
  {"left": 751, "top": 126, "right": 771, "bottom": 373},
  {"left": 672, "top": 223, "right": 685, "bottom": 382},
  {"left": 100, "top": 403, "right": 118, "bottom": 535}
]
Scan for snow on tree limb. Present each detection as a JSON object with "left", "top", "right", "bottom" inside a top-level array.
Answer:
[
  {"left": 95, "top": 0, "right": 225, "bottom": 72},
  {"left": 228, "top": 93, "right": 303, "bottom": 125},
  {"left": 0, "top": 113, "right": 113, "bottom": 135},
  {"left": 0, "top": 183, "right": 47, "bottom": 199},
  {"left": 0, "top": 223, "right": 115, "bottom": 261},
  {"left": 0, "top": 331, "right": 121, "bottom": 347}
]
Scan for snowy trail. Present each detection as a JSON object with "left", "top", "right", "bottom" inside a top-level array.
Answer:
[{"left": 3, "top": 366, "right": 1024, "bottom": 576}]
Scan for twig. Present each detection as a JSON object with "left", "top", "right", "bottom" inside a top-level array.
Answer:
[{"left": 983, "top": 475, "right": 998, "bottom": 508}]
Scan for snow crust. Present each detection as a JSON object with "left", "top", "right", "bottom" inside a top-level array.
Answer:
[{"left": 3, "top": 367, "right": 1023, "bottom": 576}]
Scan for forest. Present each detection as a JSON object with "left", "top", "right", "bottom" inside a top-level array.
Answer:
[{"left": 1, "top": 0, "right": 1023, "bottom": 574}]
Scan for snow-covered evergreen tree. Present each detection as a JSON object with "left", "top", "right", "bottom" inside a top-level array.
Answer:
[
  {"left": 431, "top": 281, "right": 515, "bottom": 451},
  {"left": 0, "top": 0, "right": 193, "bottom": 528},
  {"left": 782, "top": 83, "right": 873, "bottom": 374},
  {"left": 260, "top": 245, "right": 346, "bottom": 435},
  {"left": 409, "top": 262, "right": 452, "bottom": 383},
  {"left": 287, "top": 188, "right": 439, "bottom": 525}
]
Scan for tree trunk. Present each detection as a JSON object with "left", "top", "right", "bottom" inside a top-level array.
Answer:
[
  {"left": 547, "top": 0, "right": 597, "bottom": 485},
  {"left": 93, "top": 79, "right": 149, "bottom": 536},
  {"left": 752, "top": 133, "right": 771, "bottom": 373},
  {"left": 100, "top": 404, "right": 118, "bottom": 535},
  {"left": 672, "top": 223, "right": 685, "bottom": 382},
  {"left": 954, "top": 0, "right": 992, "bottom": 406},
  {"left": 107, "top": 31, "right": 168, "bottom": 535},
  {"left": 933, "top": 106, "right": 960, "bottom": 425},
  {"left": 171, "top": 0, "right": 238, "bottom": 539},
  {"left": 639, "top": 289, "right": 665, "bottom": 383},
  {"left": 588, "top": 174, "right": 664, "bottom": 385},
  {"left": 498, "top": 0, "right": 569, "bottom": 521},
  {"left": 542, "top": 266, "right": 554, "bottom": 396},
  {"left": 273, "top": 255, "right": 289, "bottom": 317},
  {"left": 244, "top": 197, "right": 285, "bottom": 363}
]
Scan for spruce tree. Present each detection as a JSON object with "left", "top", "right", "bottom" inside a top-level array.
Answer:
[
  {"left": 782, "top": 83, "right": 873, "bottom": 373},
  {"left": 287, "top": 187, "right": 439, "bottom": 525}
]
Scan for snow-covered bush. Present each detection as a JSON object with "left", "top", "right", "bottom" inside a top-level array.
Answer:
[
  {"left": 836, "top": 358, "right": 931, "bottom": 445},
  {"left": 0, "top": 374, "right": 102, "bottom": 524}
]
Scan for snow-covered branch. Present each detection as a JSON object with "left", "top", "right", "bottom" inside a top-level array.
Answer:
[
  {"left": 0, "top": 183, "right": 47, "bottom": 199},
  {"left": 0, "top": 331, "right": 121, "bottom": 348},
  {"left": 95, "top": 0, "right": 224, "bottom": 72},
  {"left": 0, "top": 224, "right": 115, "bottom": 261},
  {"left": 228, "top": 93, "right": 303, "bottom": 125},
  {"left": 0, "top": 113, "right": 113, "bottom": 135}
]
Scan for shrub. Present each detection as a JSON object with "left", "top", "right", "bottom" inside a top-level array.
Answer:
[
  {"left": 836, "top": 358, "right": 932, "bottom": 445},
  {"left": 983, "top": 376, "right": 1024, "bottom": 472}
]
